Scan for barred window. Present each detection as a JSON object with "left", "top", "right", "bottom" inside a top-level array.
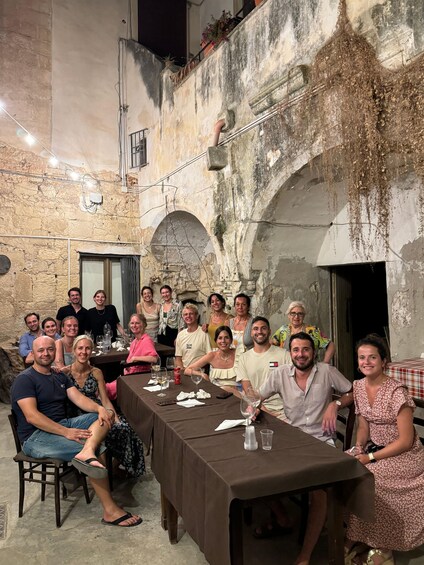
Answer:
[{"left": 129, "top": 129, "right": 147, "bottom": 169}]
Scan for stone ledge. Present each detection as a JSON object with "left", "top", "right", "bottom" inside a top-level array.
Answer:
[{"left": 248, "top": 65, "right": 309, "bottom": 115}]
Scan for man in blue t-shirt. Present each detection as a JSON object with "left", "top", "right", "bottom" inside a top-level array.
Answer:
[{"left": 11, "top": 336, "right": 142, "bottom": 527}]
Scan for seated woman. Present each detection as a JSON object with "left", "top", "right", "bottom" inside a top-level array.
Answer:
[
  {"left": 271, "top": 301, "right": 335, "bottom": 363},
  {"left": 136, "top": 286, "right": 160, "bottom": 342},
  {"left": 185, "top": 326, "right": 237, "bottom": 387},
  {"left": 203, "top": 293, "right": 233, "bottom": 348},
  {"left": 345, "top": 335, "right": 424, "bottom": 565},
  {"left": 41, "top": 316, "right": 61, "bottom": 340},
  {"left": 67, "top": 335, "right": 145, "bottom": 477},
  {"left": 87, "top": 289, "right": 125, "bottom": 343},
  {"left": 54, "top": 315, "right": 79, "bottom": 370},
  {"left": 105, "top": 313, "right": 158, "bottom": 400}
]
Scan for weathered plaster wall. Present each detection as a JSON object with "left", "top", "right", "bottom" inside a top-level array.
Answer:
[
  {"left": 128, "top": 0, "right": 424, "bottom": 356},
  {"left": 51, "top": 0, "right": 137, "bottom": 170}
]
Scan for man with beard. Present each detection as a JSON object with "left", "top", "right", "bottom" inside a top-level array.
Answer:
[
  {"left": 19, "top": 312, "right": 43, "bottom": 363},
  {"left": 258, "top": 331, "right": 352, "bottom": 565},
  {"left": 236, "top": 316, "right": 291, "bottom": 419}
]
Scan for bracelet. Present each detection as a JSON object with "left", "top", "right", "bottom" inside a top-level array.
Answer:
[{"left": 106, "top": 408, "right": 114, "bottom": 414}]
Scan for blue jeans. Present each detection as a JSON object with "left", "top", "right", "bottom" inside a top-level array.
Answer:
[{"left": 22, "top": 413, "right": 105, "bottom": 461}]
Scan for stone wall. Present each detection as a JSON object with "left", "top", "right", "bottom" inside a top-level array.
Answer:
[{"left": 0, "top": 145, "right": 140, "bottom": 343}]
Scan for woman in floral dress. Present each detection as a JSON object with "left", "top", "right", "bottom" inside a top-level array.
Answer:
[
  {"left": 345, "top": 335, "right": 424, "bottom": 565},
  {"left": 67, "top": 335, "right": 145, "bottom": 477}
]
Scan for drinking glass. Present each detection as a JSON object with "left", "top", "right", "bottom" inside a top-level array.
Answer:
[
  {"left": 151, "top": 355, "right": 161, "bottom": 383},
  {"left": 166, "top": 357, "right": 175, "bottom": 383},
  {"left": 156, "top": 369, "right": 168, "bottom": 397},
  {"left": 246, "top": 386, "right": 261, "bottom": 412},
  {"left": 240, "top": 394, "right": 255, "bottom": 433},
  {"left": 96, "top": 336, "right": 104, "bottom": 350},
  {"left": 191, "top": 369, "right": 203, "bottom": 396}
]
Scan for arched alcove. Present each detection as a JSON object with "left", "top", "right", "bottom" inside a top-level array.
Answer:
[{"left": 150, "top": 211, "right": 218, "bottom": 299}]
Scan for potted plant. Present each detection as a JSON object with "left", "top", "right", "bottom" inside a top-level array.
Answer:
[{"left": 201, "top": 10, "right": 237, "bottom": 54}]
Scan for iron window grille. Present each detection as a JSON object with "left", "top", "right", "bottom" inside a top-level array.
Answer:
[{"left": 129, "top": 129, "right": 147, "bottom": 169}]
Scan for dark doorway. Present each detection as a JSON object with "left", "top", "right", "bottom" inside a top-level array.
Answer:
[{"left": 331, "top": 262, "right": 389, "bottom": 380}]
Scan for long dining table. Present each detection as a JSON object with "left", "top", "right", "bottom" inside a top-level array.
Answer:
[{"left": 117, "top": 373, "right": 374, "bottom": 565}]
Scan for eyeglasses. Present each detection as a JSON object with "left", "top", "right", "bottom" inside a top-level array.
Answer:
[{"left": 289, "top": 312, "right": 305, "bottom": 318}]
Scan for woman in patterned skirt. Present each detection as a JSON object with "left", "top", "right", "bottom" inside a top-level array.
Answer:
[
  {"left": 66, "top": 335, "right": 145, "bottom": 477},
  {"left": 345, "top": 335, "right": 424, "bottom": 565}
]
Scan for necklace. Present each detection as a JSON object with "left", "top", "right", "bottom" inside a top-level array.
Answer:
[
  {"left": 143, "top": 302, "right": 156, "bottom": 313},
  {"left": 234, "top": 316, "right": 248, "bottom": 329},
  {"left": 218, "top": 351, "right": 231, "bottom": 362},
  {"left": 97, "top": 308, "right": 105, "bottom": 316}
]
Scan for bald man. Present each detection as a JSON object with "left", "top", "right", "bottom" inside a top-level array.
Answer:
[{"left": 11, "top": 336, "right": 142, "bottom": 527}]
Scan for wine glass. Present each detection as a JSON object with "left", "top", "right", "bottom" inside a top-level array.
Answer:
[
  {"left": 240, "top": 394, "right": 255, "bottom": 434},
  {"left": 95, "top": 335, "right": 104, "bottom": 351},
  {"left": 191, "top": 369, "right": 203, "bottom": 397},
  {"left": 166, "top": 357, "right": 175, "bottom": 382},
  {"left": 151, "top": 355, "right": 161, "bottom": 383},
  {"left": 246, "top": 386, "right": 261, "bottom": 412},
  {"left": 156, "top": 369, "right": 168, "bottom": 397}
]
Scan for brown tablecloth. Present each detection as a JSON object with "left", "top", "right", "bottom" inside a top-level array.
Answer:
[{"left": 118, "top": 374, "right": 373, "bottom": 565}]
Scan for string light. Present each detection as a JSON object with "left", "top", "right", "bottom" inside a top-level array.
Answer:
[{"left": 25, "top": 133, "right": 36, "bottom": 146}]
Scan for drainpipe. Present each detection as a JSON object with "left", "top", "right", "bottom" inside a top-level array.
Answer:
[{"left": 212, "top": 119, "right": 226, "bottom": 146}]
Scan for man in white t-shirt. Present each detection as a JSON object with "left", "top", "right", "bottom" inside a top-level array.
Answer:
[
  {"left": 175, "top": 303, "right": 211, "bottom": 369},
  {"left": 236, "top": 316, "right": 291, "bottom": 418}
]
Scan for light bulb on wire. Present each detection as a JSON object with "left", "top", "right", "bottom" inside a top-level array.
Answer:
[{"left": 25, "top": 133, "right": 36, "bottom": 146}]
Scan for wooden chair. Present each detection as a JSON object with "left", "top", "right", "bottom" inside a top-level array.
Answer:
[{"left": 9, "top": 412, "right": 91, "bottom": 527}]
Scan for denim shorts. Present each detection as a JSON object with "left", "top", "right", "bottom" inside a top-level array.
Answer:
[{"left": 22, "top": 413, "right": 105, "bottom": 461}]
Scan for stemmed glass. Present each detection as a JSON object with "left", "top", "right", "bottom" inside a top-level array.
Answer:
[
  {"left": 240, "top": 394, "right": 255, "bottom": 427},
  {"left": 166, "top": 357, "right": 175, "bottom": 382},
  {"left": 191, "top": 369, "right": 204, "bottom": 397},
  {"left": 151, "top": 355, "right": 161, "bottom": 383},
  {"left": 95, "top": 336, "right": 104, "bottom": 351},
  {"left": 246, "top": 387, "right": 261, "bottom": 413},
  {"left": 156, "top": 369, "right": 169, "bottom": 397}
]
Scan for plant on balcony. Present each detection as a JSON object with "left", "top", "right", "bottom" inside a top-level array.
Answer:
[{"left": 201, "top": 10, "right": 236, "bottom": 49}]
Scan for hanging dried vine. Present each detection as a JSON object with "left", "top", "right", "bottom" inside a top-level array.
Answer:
[{"left": 298, "top": 0, "right": 424, "bottom": 252}]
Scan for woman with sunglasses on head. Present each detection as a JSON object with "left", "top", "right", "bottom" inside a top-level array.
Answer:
[
  {"left": 67, "top": 335, "right": 145, "bottom": 478},
  {"left": 271, "top": 301, "right": 335, "bottom": 363}
]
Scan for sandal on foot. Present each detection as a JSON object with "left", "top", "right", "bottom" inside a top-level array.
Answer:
[
  {"left": 345, "top": 543, "right": 369, "bottom": 564},
  {"left": 101, "top": 512, "right": 143, "bottom": 527},
  {"left": 366, "top": 549, "right": 394, "bottom": 565}
]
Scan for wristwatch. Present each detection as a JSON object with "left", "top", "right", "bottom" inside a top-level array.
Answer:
[
  {"left": 335, "top": 399, "right": 342, "bottom": 408},
  {"left": 368, "top": 452, "right": 377, "bottom": 463}
]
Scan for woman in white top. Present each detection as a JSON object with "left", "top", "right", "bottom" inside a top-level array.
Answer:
[
  {"left": 229, "top": 293, "right": 253, "bottom": 367},
  {"left": 185, "top": 326, "right": 237, "bottom": 387}
]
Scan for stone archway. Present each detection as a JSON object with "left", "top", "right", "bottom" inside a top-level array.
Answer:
[
  {"left": 250, "top": 157, "right": 347, "bottom": 333},
  {"left": 150, "top": 211, "right": 218, "bottom": 301}
]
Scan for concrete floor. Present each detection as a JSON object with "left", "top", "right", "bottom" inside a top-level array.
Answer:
[{"left": 0, "top": 401, "right": 423, "bottom": 565}]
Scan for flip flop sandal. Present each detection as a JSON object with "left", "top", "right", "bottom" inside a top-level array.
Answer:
[
  {"left": 71, "top": 457, "right": 108, "bottom": 479},
  {"left": 101, "top": 512, "right": 143, "bottom": 527}
]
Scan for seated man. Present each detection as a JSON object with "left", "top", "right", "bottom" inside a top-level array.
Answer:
[
  {"left": 11, "top": 336, "right": 142, "bottom": 527},
  {"left": 175, "top": 303, "right": 211, "bottom": 370},
  {"left": 258, "top": 331, "right": 352, "bottom": 565},
  {"left": 237, "top": 316, "right": 291, "bottom": 420},
  {"left": 19, "top": 312, "right": 43, "bottom": 364}
]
